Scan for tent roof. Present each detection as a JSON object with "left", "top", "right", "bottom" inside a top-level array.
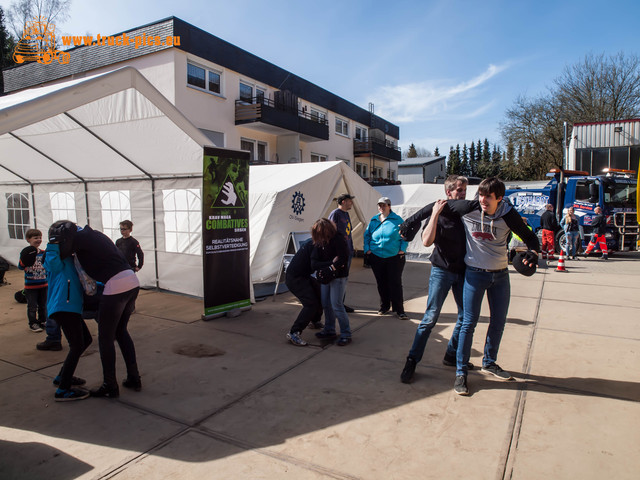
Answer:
[{"left": 0, "top": 67, "right": 212, "bottom": 185}]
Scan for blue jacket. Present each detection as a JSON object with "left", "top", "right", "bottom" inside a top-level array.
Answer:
[
  {"left": 43, "top": 243, "right": 84, "bottom": 316},
  {"left": 364, "top": 211, "right": 408, "bottom": 258}
]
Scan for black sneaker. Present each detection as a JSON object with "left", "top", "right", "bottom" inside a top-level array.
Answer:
[
  {"left": 37, "top": 340, "right": 62, "bottom": 351},
  {"left": 55, "top": 388, "right": 90, "bottom": 402},
  {"left": 442, "top": 355, "right": 474, "bottom": 370},
  {"left": 453, "top": 375, "right": 469, "bottom": 395},
  {"left": 400, "top": 357, "right": 416, "bottom": 384},
  {"left": 601, "top": 255, "right": 609, "bottom": 260},
  {"left": 377, "top": 308, "right": 390, "bottom": 315},
  {"left": 308, "top": 321, "right": 324, "bottom": 330},
  {"left": 397, "top": 313, "right": 409, "bottom": 320},
  {"left": 90, "top": 383, "right": 120, "bottom": 398},
  {"left": 122, "top": 376, "right": 142, "bottom": 392},
  {"left": 29, "top": 323, "right": 43, "bottom": 333},
  {"left": 344, "top": 305, "right": 355, "bottom": 313},
  {"left": 315, "top": 331, "right": 338, "bottom": 339},
  {"left": 481, "top": 363, "right": 513, "bottom": 380},
  {"left": 336, "top": 337, "right": 352, "bottom": 346},
  {"left": 53, "top": 375, "right": 86, "bottom": 387}
]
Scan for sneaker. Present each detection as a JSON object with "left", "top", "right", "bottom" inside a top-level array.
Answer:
[
  {"left": 53, "top": 375, "right": 86, "bottom": 387},
  {"left": 55, "top": 387, "right": 90, "bottom": 402},
  {"left": 442, "top": 355, "right": 474, "bottom": 370},
  {"left": 286, "top": 331, "right": 308, "bottom": 346},
  {"left": 315, "top": 331, "right": 338, "bottom": 339},
  {"left": 37, "top": 340, "right": 62, "bottom": 351},
  {"left": 122, "top": 376, "right": 142, "bottom": 392},
  {"left": 453, "top": 375, "right": 469, "bottom": 396},
  {"left": 29, "top": 323, "right": 43, "bottom": 333},
  {"left": 601, "top": 255, "right": 609, "bottom": 260},
  {"left": 377, "top": 308, "right": 390, "bottom": 315},
  {"left": 90, "top": 383, "right": 120, "bottom": 398},
  {"left": 481, "top": 363, "right": 513, "bottom": 380},
  {"left": 336, "top": 337, "right": 352, "bottom": 346},
  {"left": 344, "top": 305, "right": 355, "bottom": 313},
  {"left": 308, "top": 321, "right": 324, "bottom": 330},
  {"left": 397, "top": 313, "right": 409, "bottom": 320},
  {"left": 400, "top": 357, "right": 416, "bottom": 384}
]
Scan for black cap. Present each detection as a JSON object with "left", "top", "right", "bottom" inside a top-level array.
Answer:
[
  {"left": 337, "top": 193, "right": 355, "bottom": 205},
  {"left": 512, "top": 252, "right": 537, "bottom": 277}
]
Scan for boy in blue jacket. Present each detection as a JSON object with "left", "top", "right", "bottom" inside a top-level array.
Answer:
[{"left": 45, "top": 221, "right": 93, "bottom": 402}]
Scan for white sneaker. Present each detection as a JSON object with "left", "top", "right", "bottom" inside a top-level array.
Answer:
[{"left": 286, "top": 332, "right": 307, "bottom": 346}]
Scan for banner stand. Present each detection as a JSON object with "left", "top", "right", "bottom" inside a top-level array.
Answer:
[{"left": 272, "top": 231, "right": 312, "bottom": 300}]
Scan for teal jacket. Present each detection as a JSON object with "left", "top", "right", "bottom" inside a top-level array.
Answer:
[
  {"left": 43, "top": 243, "right": 84, "bottom": 316},
  {"left": 364, "top": 211, "right": 408, "bottom": 258}
]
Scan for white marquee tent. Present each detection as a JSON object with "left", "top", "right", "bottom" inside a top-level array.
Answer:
[{"left": 0, "top": 68, "right": 381, "bottom": 297}]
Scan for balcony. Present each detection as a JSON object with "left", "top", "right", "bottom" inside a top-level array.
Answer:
[
  {"left": 353, "top": 137, "right": 401, "bottom": 162},
  {"left": 235, "top": 97, "right": 329, "bottom": 142}
]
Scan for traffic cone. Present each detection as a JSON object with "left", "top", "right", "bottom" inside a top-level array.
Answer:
[{"left": 555, "top": 252, "right": 567, "bottom": 272}]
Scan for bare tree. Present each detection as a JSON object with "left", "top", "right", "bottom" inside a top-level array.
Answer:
[{"left": 7, "top": 0, "right": 71, "bottom": 50}]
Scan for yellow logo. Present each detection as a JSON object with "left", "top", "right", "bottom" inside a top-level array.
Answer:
[{"left": 13, "top": 17, "right": 70, "bottom": 65}]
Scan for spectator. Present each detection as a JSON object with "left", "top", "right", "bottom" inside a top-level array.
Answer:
[
  {"left": 116, "top": 220, "right": 144, "bottom": 272},
  {"left": 561, "top": 207, "right": 580, "bottom": 259},
  {"left": 329, "top": 194, "right": 355, "bottom": 313},
  {"left": 540, "top": 204, "right": 559, "bottom": 260}
]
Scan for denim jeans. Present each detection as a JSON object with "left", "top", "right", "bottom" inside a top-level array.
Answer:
[
  {"left": 45, "top": 316, "right": 62, "bottom": 342},
  {"left": 320, "top": 277, "right": 351, "bottom": 339},
  {"left": 565, "top": 231, "right": 580, "bottom": 257},
  {"left": 25, "top": 287, "right": 47, "bottom": 325},
  {"left": 408, "top": 266, "right": 464, "bottom": 363},
  {"left": 457, "top": 267, "right": 510, "bottom": 376}
]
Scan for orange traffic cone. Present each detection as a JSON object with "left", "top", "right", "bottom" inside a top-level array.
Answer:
[{"left": 555, "top": 252, "right": 567, "bottom": 272}]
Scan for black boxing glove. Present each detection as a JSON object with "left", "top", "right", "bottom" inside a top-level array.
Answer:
[
  {"left": 316, "top": 267, "right": 336, "bottom": 284},
  {"left": 19, "top": 246, "right": 38, "bottom": 267},
  {"left": 523, "top": 250, "right": 539, "bottom": 266},
  {"left": 48, "top": 221, "right": 78, "bottom": 258}
]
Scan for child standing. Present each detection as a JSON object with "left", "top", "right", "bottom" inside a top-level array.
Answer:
[
  {"left": 45, "top": 220, "right": 93, "bottom": 401},
  {"left": 18, "top": 229, "right": 48, "bottom": 332},
  {"left": 116, "top": 220, "right": 144, "bottom": 272}
]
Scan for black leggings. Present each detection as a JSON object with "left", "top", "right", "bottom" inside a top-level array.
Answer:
[
  {"left": 51, "top": 311, "right": 92, "bottom": 390},
  {"left": 286, "top": 274, "right": 322, "bottom": 333},
  {"left": 98, "top": 287, "right": 140, "bottom": 387}
]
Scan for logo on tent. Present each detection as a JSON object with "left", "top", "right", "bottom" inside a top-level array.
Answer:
[
  {"left": 212, "top": 175, "right": 245, "bottom": 208},
  {"left": 291, "top": 191, "right": 305, "bottom": 215}
]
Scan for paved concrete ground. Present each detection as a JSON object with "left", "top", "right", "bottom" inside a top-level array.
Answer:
[{"left": 1, "top": 253, "right": 639, "bottom": 480}]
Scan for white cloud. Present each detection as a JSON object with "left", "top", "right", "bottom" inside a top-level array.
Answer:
[{"left": 367, "top": 63, "right": 509, "bottom": 123}]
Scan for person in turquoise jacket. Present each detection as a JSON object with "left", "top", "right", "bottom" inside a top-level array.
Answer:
[
  {"left": 44, "top": 221, "right": 93, "bottom": 402},
  {"left": 364, "top": 197, "right": 409, "bottom": 319}
]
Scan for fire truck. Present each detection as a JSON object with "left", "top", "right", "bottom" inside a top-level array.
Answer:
[{"left": 505, "top": 168, "right": 638, "bottom": 254}]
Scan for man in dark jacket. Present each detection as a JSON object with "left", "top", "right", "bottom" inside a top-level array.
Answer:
[
  {"left": 583, "top": 207, "right": 609, "bottom": 260},
  {"left": 540, "top": 204, "right": 559, "bottom": 260}
]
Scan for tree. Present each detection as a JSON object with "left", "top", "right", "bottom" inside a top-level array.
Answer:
[
  {"left": 468, "top": 142, "right": 476, "bottom": 177},
  {"left": 415, "top": 146, "right": 433, "bottom": 157},
  {"left": 447, "top": 145, "right": 460, "bottom": 175},
  {"left": 406, "top": 143, "right": 418, "bottom": 158},
  {"left": 433, "top": 146, "right": 440, "bottom": 156},
  {"left": 460, "top": 143, "right": 469, "bottom": 176},
  {"left": 1, "top": 7, "right": 16, "bottom": 86},
  {"left": 6, "top": 0, "right": 71, "bottom": 51},
  {"left": 501, "top": 52, "right": 640, "bottom": 179}
]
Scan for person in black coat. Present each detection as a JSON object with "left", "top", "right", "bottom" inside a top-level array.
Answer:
[{"left": 583, "top": 206, "right": 609, "bottom": 259}]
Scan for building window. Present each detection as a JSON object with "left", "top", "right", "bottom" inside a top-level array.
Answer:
[
  {"left": 337, "top": 157, "right": 350, "bottom": 167},
  {"left": 50, "top": 192, "right": 77, "bottom": 223},
  {"left": 163, "top": 189, "right": 201, "bottom": 255},
  {"left": 335, "top": 117, "right": 349, "bottom": 137},
  {"left": 310, "top": 108, "right": 327, "bottom": 124},
  {"left": 356, "top": 163, "right": 368, "bottom": 178},
  {"left": 100, "top": 191, "right": 131, "bottom": 241},
  {"left": 187, "top": 62, "right": 222, "bottom": 95},
  {"left": 6, "top": 192, "right": 30, "bottom": 240},
  {"left": 355, "top": 126, "right": 367, "bottom": 141},
  {"left": 311, "top": 153, "right": 327, "bottom": 162},
  {"left": 372, "top": 166, "right": 383, "bottom": 178},
  {"left": 387, "top": 169, "right": 396, "bottom": 180},
  {"left": 241, "top": 138, "right": 267, "bottom": 162},
  {"left": 240, "top": 81, "right": 266, "bottom": 104}
]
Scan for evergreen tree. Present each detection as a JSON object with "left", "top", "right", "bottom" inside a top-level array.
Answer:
[
  {"left": 1, "top": 7, "right": 16, "bottom": 92},
  {"left": 482, "top": 138, "right": 491, "bottom": 163},
  {"left": 406, "top": 143, "right": 418, "bottom": 158},
  {"left": 447, "top": 145, "right": 460, "bottom": 175},
  {"left": 468, "top": 142, "right": 476, "bottom": 177},
  {"left": 461, "top": 143, "right": 469, "bottom": 176},
  {"left": 433, "top": 146, "right": 440, "bottom": 156}
]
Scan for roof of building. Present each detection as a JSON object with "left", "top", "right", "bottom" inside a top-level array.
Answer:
[
  {"left": 397, "top": 156, "right": 446, "bottom": 167},
  {"left": 2, "top": 17, "right": 399, "bottom": 139}
]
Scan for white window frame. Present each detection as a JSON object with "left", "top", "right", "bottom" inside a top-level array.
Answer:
[
  {"left": 356, "top": 162, "right": 368, "bottom": 178},
  {"left": 355, "top": 125, "right": 368, "bottom": 141},
  {"left": 162, "top": 189, "right": 202, "bottom": 255},
  {"left": 6, "top": 192, "right": 30, "bottom": 240},
  {"left": 50, "top": 192, "right": 77, "bottom": 223},
  {"left": 372, "top": 166, "right": 383, "bottom": 178},
  {"left": 187, "top": 61, "right": 223, "bottom": 96},
  {"left": 239, "top": 80, "right": 266, "bottom": 104},
  {"left": 311, "top": 153, "right": 328, "bottom": 162},
  {"left": 335, "top": 117, "right": 349, "bottom": 137},
  {"left": 310, "top": 108, "right": 327, "bottom": 124},
  {"left": 240, "top": 138, "right": 268, "bottom": 162},
  {"left": 100, "top": 190, "right": 131, "bottom": 242}
]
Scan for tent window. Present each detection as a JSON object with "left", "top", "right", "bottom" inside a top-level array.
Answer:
[
  {"left": 6, "top": 193, "right": 30, "bottom": 240},
  {"left": 163, "top": 189, "right": 201, "bottom": 255},
  {"left": 100, "top": 191, "right": 131, "bottom": 241},
  {"left": 50, "top": 192, "right": 77, "bottom": 223}
]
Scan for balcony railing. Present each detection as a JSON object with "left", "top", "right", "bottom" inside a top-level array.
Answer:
[{"left": 353, "top": 137, "right": 402, "bottom": 162}]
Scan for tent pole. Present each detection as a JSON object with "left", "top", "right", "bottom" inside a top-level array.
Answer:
[
  {"left": 151, "top": 178, "right": 159, "bottom": 289},
  {"left": 83, "top": 181, "right": 90, "bottom": 226}
]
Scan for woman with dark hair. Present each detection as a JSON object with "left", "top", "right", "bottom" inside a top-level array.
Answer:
[
  {"left": 311, "top": 218, "right": 352, "bottom": 346},
  {"left": 50, "top": 221, "right": 142, "bottom": 398}
]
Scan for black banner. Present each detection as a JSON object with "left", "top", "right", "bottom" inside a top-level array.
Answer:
[{"left": 202, "top": 147, "right": 251, "bottom": 318}]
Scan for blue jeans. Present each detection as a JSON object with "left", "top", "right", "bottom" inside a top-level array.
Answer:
[
  {"left": 45, "top": 316, "right": 62, "bottom": 342},
  {"left": 565, "top": 231, "right": 580, "bottom": 257},
  {"left": 457, "top": 267, "right": 510, "bottom": 376},
  {"left": 408, "top": 266, "right": 464, "bottom": 363},
  {"left": 320, "top": 277, "right": 351, "bottom": 339}
]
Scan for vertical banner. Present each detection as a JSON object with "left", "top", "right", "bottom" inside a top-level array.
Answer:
[{"left": 202, "top": 147, "right": 251, "bottom": 319}]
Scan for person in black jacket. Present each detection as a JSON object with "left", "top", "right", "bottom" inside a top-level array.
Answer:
[
  {"left": 310, "top": 218, "right": 352, "bottom": 346},
  {"left": 116, "top": 220, "right": 144, "bottom": 271},
  {"left": 284, "top": 238, "right": 323, "bottom": 346},
  {"left": 51, "top": 222, "right": 142, "bottom": 398},
  {"left": 583, "top": 207, "right": 609, "bottom": 259},
  {"left": 540, "top": 204, "right": 559, "bottom": 260}
]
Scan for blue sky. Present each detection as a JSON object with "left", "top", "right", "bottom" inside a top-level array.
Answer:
[{"left": 3, "top": 0, "right": 639, "bottom": 155}]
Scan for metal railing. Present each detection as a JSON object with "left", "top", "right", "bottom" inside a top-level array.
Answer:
[
  {"left": 613, "top": 211, "right": 639, "bottom": 251},
  {"left": 353, "top": 136, "right": 401, "bottom": 152},
  {"left": 235, "top": 97, "right": 329, "bottom": 126}
]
